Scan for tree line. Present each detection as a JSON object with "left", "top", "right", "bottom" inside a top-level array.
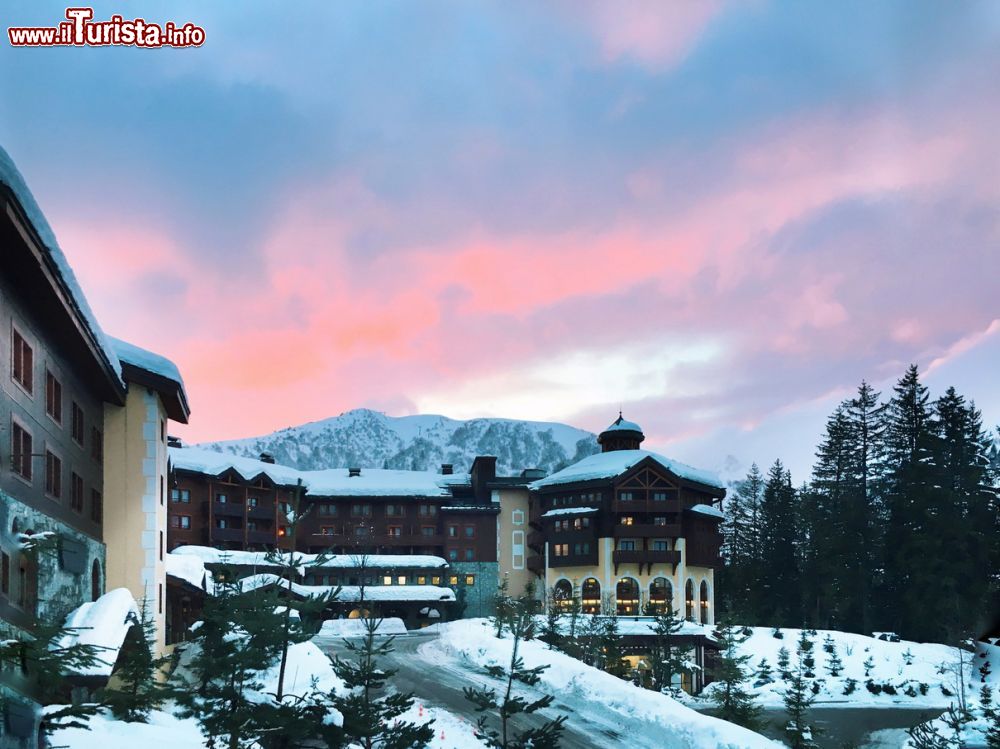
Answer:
[{"left": 720, "top": 364, "right": 999, "bottom": 643}]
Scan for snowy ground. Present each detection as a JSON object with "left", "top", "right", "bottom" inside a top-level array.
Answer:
[
  {"left": 692, "top": 626, "right": 964, "bottom": 709},
  {"left": 416, "top": 618, "right": 780, "bottom": 749}
]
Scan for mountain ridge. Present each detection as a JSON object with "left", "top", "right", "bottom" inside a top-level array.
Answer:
[{"left": 196, "top": 408, "right": 602, "bottom": 476}]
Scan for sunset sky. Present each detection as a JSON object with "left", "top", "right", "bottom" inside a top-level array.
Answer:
[{"left": 2, "top": 1, "right": 998, "bottom": 479}]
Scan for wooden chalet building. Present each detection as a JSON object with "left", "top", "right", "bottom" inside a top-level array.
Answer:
[{"left": 526, "top": 415, "right": 726, "bottom": 625}]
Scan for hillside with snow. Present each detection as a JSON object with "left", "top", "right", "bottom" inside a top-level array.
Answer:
[
  {"left": 197, "top": 408, "right": 600, "bottom": 475},
  {"left": 695, "top": 626, "right": 965, "bottom": 709}
]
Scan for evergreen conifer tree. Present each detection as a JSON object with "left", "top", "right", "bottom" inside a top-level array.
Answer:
[
  {"left": 464, "top": 592, "right": 567, "bottom": 748},
  {"left": 782, "top": 631, "right": 819, "bottom": 749},
  {"left": 101, "top": 595, "right": 174, "bottom": 722},
  {"left": 331, "top": 613, "right": 434, "bottom": 749},
  {"left": 754, "top": 658, "right": 774, "bottom": 687},
  {"left": 646, "top": 602, "right": 687, "bottom": 695},
  {"left": 709, "top": 624, "right": 763, "bottom": 730},
  {"left": 601, "top": 607, "right": 629, "bottom": 679},
  {"left": 777, "top": 646, "right": 792, "bottom": 680},
  {"left": 759, "top": 461, "right": 801, "bottom": 626}
]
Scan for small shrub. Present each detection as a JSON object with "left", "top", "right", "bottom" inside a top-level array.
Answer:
[
  {"left": 941, "top": 685, "right": 953, "bottom": 697},
  {"left": 811, "top": 681, "right": 821, "bottom": 695},
  {"left": 904, "top": 684, "right": 917, "bottom": 698},
  {"left": 882, "top": 683, "right": 897, "bottom": 696},
  {"left": 772, "top": 627, "right": 784, "bottom": 639},
  {"left": 865, "top": 680, "right": 882, "bottom": 695},
  {"left": 741, "top": 626, "right": 752, "bottom": 637},
  {"left": 843, "top": 678, "right": 858, "bottom": 695},
  {"left": 902, "top": 648, "right": 914, "bottom": 666},
  {"left": 918, "top": 683, "right": 928, "bottom": 696}
]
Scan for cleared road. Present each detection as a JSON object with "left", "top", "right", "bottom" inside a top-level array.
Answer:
[{"left": 316, "top": 631, "right": 647, "bottom": 748}]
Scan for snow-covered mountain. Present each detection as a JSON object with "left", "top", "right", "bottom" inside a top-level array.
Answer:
[{"left": 196, "top": 408, "right": 600, "bottom": 476}]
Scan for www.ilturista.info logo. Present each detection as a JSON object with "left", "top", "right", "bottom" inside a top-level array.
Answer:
[{"left": 8, "top": 7, "right": 205, "bottom": 48}]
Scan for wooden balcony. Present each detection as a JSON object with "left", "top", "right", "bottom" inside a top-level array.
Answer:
[
  {"left": 246, "top": 530, "right": 276, "bottom": 545},
  {"left": 527, "top": 555, "right": 544, "bottom": 573},
  {"left": 247, "top": 504, "right": 276, "bottom": 519},
  {"left": 612, "top": 549, "right": 681, "bottom": 567},
  {"left": 527, "top": 530, "right": 545, "bottom": 549},
  {"left": 212, "top": 501, "right": 244, "bottom": 517},
  {"left": 377, "top": 534, "right": 444, "bottom": 547},
  {"left": 613, "top": 523, "right": 681, "bottom": 538},
  {"left": 611, "top": 499, "right": 681, "bottom": 514},
  {"left": 210, "top": 526, "right": 244, "bottom": 543}
]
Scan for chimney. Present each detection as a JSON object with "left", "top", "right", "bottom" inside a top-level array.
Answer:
[
  {"left": 441, "top": 463, "right": 454, "bottom": 475},
  {"left": 348, "top": 467, "right": 361, "bottom": 477},
  {"left": 167, "top": 435, "right": 183, "bottom": 448},
  {"left": 259, "top": 452, "right": 275, "bottom": 464}
]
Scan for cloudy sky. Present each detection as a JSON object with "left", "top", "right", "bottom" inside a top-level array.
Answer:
[{"left": 2, "top": 1, "right": 998, "bottom": 479}]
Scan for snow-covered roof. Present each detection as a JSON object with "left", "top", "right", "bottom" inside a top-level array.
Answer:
[
  {"left": 56, "top": 588, "right": 140, "bottom": 678},
  {"left": 688, "top": 503, "right": 725, "bottom": 520},
  {"left": 165, "top": 553, "right": 212, "bottom": 591},
  {"left": 0, "top": 146, "right": 124, "bottom": 389},
  {"left": 167, "top": 547, "right": 449, "bottom": 585},
  {"left": 111, "top": 337, "right": 185, "bottom": 390},
  {"left": 236, "top": 574, "right": 456, "bottom": 602},
  {"left": 541, "top": 506, "right": 599, "bottom": 518},
  {"left": 316, "top": 618, "right": 409, "bottom": 638},
  {"left": 169, "top": 446, "right": 458, "bottom": 497},
  {"left": 603, "top": 416, "right": 643, "bottom": 433},
  {"left": 529, "top": 449, "right": 724, "bottom": 491}
]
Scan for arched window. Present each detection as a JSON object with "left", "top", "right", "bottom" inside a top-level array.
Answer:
[
  {"left": 616, "top": 577, "right": 639, "bottom": 616},
  {"left": 649, "top": 577, "right": 672, "bottom": 614},
  {"left": 553, "top": 579, "right": 573, "bottom": 610},
  {"left": 91, "top": 559, "right": 102, "bottom": 602},
  {"left": 685, "top": 579, "right": 695, "bottom": 621},
  {"left": 699, "top": 580, "right": 710, "bottom": 624},
  {"left": 581, "top": 577, "right": 601, "bottom": 614}
]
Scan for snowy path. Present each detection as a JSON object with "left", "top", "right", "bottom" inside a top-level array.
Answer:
[{"left": 316, "top": 631, "right": 664, "bottom": 748}]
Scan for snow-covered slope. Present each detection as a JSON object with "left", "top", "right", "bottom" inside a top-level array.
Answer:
[
  {"left": 198, "top": 408, "right": 599, "bottom": 476},
  {"left": 697, "top": 626, "right": 963, "bottom": 708},
  {"left": 422, "top": 619, "right": 779, "bottom": 749}
]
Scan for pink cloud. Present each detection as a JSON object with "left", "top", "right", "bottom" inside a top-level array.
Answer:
[{"left": 565, "top": 0, "right": 728, "bottom": 69}]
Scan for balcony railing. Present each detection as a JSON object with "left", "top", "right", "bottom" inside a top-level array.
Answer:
[
  {"left": 613, "top": 523, "right": 681, "bottom": 538},
  {"left": 527, "top": 530, "right": 545, "bottom": 549},
  {"left": 612, "top": 549, "right": 681, "bottom": 567},
  {"left": 247, "top": 504, "right": 276, "bottom": 519},
  {"left": 210, "top": 526, "right": 244, "bottom": 543},
  {"left": 246, "top": 530, "right": 276, "bottom": 545},
  {"left": 212, "top": 501, "right": 244, "bottom": 517},
  {"left": 611, "top": 498, "right": 681, "bottom": 514}
]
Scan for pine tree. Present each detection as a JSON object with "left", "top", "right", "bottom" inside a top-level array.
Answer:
[
  {"left": 492, "top": 577, "right": 514, "bottom": 638},
  {"left": 758, "top": 461, "right": 801, "bottom": 626},
  {"left": 881, "top": 365, "right": 937, "bottom": 638},
  {"left": 754, "top": 658, "right": 774, "bottom": 687},
  {"left": 101, "top": 595, "right": 174, "bottom": 722},
  {"left": 709, "top": 624, "right": 763, "bottom": 730},
  {"left": 647, "top": 603, "right": 687, "bottom": 695},
  {"left": 541, "top": 587, "right": 563, "bottom": 652},
  {"left": 0, "top": 621, "right": 107, "bottom": 737},
  {"left": 782, "top": 631, "right": 819, "bottom": 749},
  {"left": 175, "top": 576, "right": 286, "bottom": 749},
  {"left": 825, "top": 644, "right": 843, "bottom": 677},
  {"left": 720, "top": 464, "right": 765, "bottom": 622},
  {"left": 331, "top": 613, "right": 434, "bottom": 749},
  {"left": 777, "top": 646, "right": 791, "bottom": 680},
  {"left": 464, "top": 593, "right": 567, "bottom": 748},
  {"left": 863, "top": 654, "right": 874, "bottom": 678},
  {"left": 601, "top": 608, "right": 629, "bottom": 679}
]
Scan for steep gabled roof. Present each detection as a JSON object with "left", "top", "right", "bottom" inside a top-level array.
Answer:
[{"left": 529, "top": 449, "right": 725, "bottom": 492}]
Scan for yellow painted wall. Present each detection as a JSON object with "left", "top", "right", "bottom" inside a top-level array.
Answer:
[
  {"left": 103, "top": 386, "right": 169, "bottom": 652},
  {"left": 495, "top": 488, "right": 533, "bottom": 598},
  {"left": 543, "top": 537, "right": 716, "bottom": 624}
]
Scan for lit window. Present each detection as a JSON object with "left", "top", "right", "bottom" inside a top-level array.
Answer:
[
  {"left": 383, "top": 576, "right": 393, "bottom": 585},
  {"left": 448, "top": 575, "right": 458, "bottom": 586},
  {"left": 431, "top": 576, "right": 441, "bottom": 585},
  {"left": 465, "top": 575, "right": 475, "bottom": 586},
  {"left": 417, "top": 575, "right": 426, "bottom": 585},
  {"left": 397, "top": 575, "right": 406, "bottom": 585}
]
